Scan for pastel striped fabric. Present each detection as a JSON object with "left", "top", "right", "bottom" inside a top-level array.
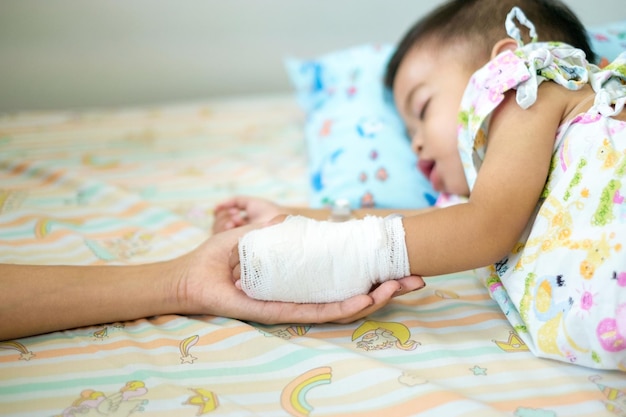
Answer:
[{"left": 1, "top": 96, "right": 624, "bottom": 417}]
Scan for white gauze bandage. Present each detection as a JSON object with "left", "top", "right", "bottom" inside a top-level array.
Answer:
[{"left": 237, "top": 215, "right": 410, "bottom": 303}]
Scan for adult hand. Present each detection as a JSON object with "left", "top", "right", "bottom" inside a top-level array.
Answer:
[
  {"left": 0, "top": 220, "right": 424, "bottom": 341},
  {"left": 179, "top": 224, "right": 425, "bottom": 324}
]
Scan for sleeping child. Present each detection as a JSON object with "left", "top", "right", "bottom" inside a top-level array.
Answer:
[{"left": 216, "top": 0, "right": 626, "bottom": 370}]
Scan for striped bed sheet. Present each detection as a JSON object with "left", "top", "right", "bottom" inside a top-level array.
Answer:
[{"left": 1, "top": 95, "right": 624, "bottom": 417}]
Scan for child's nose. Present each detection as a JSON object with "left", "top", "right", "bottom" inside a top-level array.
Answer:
[{"left": 411, "top": 133, "right": 424, "bottom": 155}]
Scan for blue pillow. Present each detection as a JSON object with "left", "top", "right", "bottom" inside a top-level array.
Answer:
[
  {"left": 588, "top": 20, "right": 626, "bottom": 66},
  {"left": 285, "top": 44, "right": 438, "bottom": 209}
]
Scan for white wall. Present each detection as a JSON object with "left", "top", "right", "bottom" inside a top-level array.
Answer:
[{"left": 0, "top": 0, "right": 623, "bottom": 112}]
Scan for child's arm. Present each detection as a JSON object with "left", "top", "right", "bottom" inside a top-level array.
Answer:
[
  {"left": 403, "top": 84, "right": 567, "bottom": 276},
  {"left": 230, "top": 83, "right": 575, "bottom": 303}
]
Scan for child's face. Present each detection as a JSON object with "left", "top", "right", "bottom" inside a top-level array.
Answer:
[{"left": 393, "top": 43, "right": 475, "bottom": 196}]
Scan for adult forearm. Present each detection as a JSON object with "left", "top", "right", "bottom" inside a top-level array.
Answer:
[{"left": 0, "top": 260, "right": 180, "bottom": 341}]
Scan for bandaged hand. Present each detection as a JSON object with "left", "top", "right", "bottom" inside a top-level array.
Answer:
[{"left": 235, "top": 215, "right": 410, "bottom": 303}]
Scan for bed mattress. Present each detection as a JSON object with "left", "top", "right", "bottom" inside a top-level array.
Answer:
[{"left": 1, "top": 95, "right": 624, "bottom": 417}]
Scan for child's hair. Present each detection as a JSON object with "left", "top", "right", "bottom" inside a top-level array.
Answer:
[{"left": 384, "top": 0, "right": 596, "bottom": 89}]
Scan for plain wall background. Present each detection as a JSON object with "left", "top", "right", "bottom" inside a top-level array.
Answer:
[{"left": 1, "top": 0, "right": 624, "bottom": 112}]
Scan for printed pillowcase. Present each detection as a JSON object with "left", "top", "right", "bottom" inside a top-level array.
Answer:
[
  {"left": 588, "top": 20, "right": 626, "bottom": 67},
  {"left": 285, "top": 44, "right": 438, "bottom": 209}
]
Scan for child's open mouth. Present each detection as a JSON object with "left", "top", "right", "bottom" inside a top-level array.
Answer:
[
  {"left": 418, "top": 159, "right": 443, "bottom": 191},
  {"left": 418, "top": 159, "right": 435, "bottom": 181}
]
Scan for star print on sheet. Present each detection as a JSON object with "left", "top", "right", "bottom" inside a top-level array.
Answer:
[{"left": 470, "top": 365, "right": 488, "bottom": 376}]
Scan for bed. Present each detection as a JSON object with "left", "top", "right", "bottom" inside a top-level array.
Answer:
[
  {"left": 3, "top": 18, "right": 626, "bottom": 417},
  {"left": 1, "top": 91, "right": 625, "bottom": 417}
]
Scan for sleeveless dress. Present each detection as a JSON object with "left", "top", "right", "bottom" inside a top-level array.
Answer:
[{"left": 457, "top": 42, "right": 626, "bottom": 370}]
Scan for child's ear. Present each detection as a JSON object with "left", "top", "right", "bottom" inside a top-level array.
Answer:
[{"left": 490, "top": 38, "right": 519, "bottom": 59}]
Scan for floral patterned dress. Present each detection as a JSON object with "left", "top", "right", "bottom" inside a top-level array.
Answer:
[{"left": 458, "top": 38, "right": 626, "bottom": 370}]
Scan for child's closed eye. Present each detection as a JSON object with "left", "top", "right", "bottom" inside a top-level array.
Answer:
[{"left": 419, "top": 98, "right": 431, "bottom": 121}]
